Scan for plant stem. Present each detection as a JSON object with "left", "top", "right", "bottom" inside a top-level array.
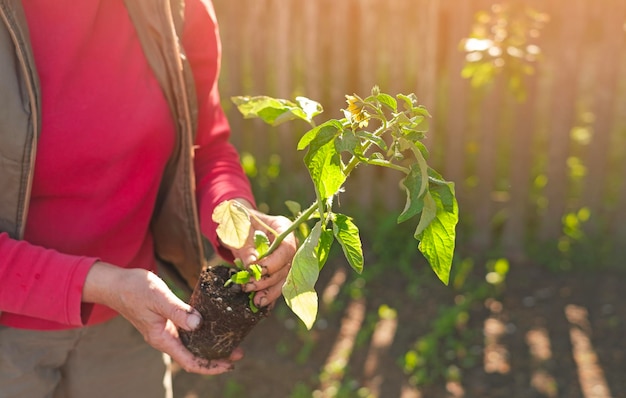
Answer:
[
  {"left": 258, "top": 201, "right": 319, "bottom": 260},
  {"left": 366, "top": 159, "right": 410, "bottom": 174},
  {"left": 343, "top": 124, "right": 387, "bottom": 177},
  {"left": 248, "top": 211, "right": 279, "bottom": 239},
  {"left": 256, "top": 115, "right": 401, "bottom": 261}
]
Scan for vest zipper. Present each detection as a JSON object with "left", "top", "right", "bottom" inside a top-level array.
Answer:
[{"left": 0, "top": 3, "right": 38, "bottom": 240}]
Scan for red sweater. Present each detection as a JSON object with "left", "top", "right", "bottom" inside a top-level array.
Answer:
[{"left": 0, "top": 0, "right": 254, "bottom": 330}]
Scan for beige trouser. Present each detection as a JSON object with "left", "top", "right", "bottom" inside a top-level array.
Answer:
[{"left": 0, "top": 315, "right": 172, "bottom": 398}]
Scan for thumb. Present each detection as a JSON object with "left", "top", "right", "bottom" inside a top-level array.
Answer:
[
  {"left": 180, "top": 308, "right": 202, "bottom": 331},
  {"left": 156, "top": 285, "right": 203, "bottom": 332}
]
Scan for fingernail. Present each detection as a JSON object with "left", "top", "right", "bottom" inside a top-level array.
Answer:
[
  {"left": 258, "top": 296, "right": 268, "bottom": 307},
  {"left": 187, "top": 312, "right": 202, "bottom": 330}
]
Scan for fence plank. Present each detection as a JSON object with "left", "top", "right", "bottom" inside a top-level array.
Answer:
[
  {"left": 416, "top": 0, "right": 441, "bottom": 153},
  {"left": 352, "top": 0, "right": 381, "bottom": 210},
  {"left": 441, "top": 0, "right": 472, "bottom": 201},
  {"left": 272, "top": 0, "right": 297, "bottom": 173},
  {"left": 470, "top": 78, "right": 505, "bottom": 250},
  {"left": 302, "top": 0, "right": 322, "bottom": 103},
  {"left": 581, "top": 1, "right": 626, "bottom": 235},
  {"left": 501, "top": 74, "right": 539, "bottom": 259},
  {"left": 538, "top": 0, "right": 587, "bottom": 242}
]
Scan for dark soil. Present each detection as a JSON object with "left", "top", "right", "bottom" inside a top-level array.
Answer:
[
  {"left": 173, "top": 259, "right": 626, "bottom": 397},
  {"left": 179, "top": 265, "right": 270, "bottom": 361}
]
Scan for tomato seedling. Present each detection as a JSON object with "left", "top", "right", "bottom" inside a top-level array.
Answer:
[{"left": 214, "top": 86, "right": 459, "bottom": 329}]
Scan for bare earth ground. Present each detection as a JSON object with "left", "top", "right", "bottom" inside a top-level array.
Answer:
[{"left": 172, "top": 258, "right": 625, "bottom": 398}]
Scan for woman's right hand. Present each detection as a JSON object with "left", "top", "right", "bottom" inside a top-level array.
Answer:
[{"left": 82, "top": 262, "right": 243, "bottom": 374}]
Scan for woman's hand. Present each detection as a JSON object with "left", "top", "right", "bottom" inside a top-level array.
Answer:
[
  {"left": 226, "top": 200, "right": 297, "bottom": 308},
  {"left": 83, "top": 262, "right": 243, "bottom": 375}
]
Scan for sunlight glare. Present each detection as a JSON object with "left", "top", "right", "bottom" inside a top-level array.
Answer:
[
  {"left": 526, "top": 328, "right": 557, "bottom": 397},
  {"left": 322, "top": 267, "right": 348, "bottom": 308},
  {"left": 483, "top": 299, "right": 511, "bottom": 374},
  {"left": 362, "top": 306, "right": 398, "bottom": 396},
  {"left": 316, "top": 298, "right": 366, "bottom": 396},
  {"left": 565, "top": 305, "right": 612, "bottom": 398}
]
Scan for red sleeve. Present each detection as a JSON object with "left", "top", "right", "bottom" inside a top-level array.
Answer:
[
  {"left": 183, "top": 0, "right": 256, "bottom": 260},
  {"left": 0, "top": 232, "right": 98, "bottom": 326}
]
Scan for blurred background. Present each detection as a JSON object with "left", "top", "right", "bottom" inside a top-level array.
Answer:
[
  {"left": 175, "top": 1, "right": 626, "bottom": 397},
  {"left": 215, "top": 0, "right": 626, "bottom": 268}
]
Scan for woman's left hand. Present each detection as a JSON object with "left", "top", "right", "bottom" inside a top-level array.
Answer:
[{"left": 226, "top": 201, "right": 297, "bottom": 308}]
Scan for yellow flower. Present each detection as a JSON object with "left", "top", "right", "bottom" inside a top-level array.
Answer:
[{"left": 345, "top": 95, "right": 369, "bottom": 128}]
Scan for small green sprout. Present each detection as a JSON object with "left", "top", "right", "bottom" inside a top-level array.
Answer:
[{"left": 222, "top": 231, "right": 271, "bottom": 313}]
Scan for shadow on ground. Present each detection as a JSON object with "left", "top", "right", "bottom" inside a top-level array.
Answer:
[{"left": 173, "top": 258, "right": 625, "bottom": 398}]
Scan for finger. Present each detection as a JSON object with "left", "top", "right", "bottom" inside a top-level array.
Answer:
[
  {"left": 252, "top": 268, "right": 290, "bottom": 307},
  {"left": 237, "top": 242, "right": 258, "bottom": 266},
  {"left": 171, "top": 348, "right": 235, "bottom": 375},
  {"left": 158, "top": 322, "right": 238, "bottom": 375},
  {"left": 256, "top": 258, "right": 288, "bottom": 279},
  {"left": 149, "top": 276, "right": 203, "bottom": 332},
  {"left": 228, "top": 347, "right": 245, "bottom": 362},
  {"left": 228, "top": 241, "right": 257, "bottom": 266},
  {"left": 248, "top": 211, "right": 294, "bottom": 245},
  {"left": 256, "top": 240, "right": 296, "bottom": 276},
  {"left": 245, "top": 264, "right": 290, "bottom": 293},
  {"left": 253, "top": 284, "right": 283, "bottom": 308}
]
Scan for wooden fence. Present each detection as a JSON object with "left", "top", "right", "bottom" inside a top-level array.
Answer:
[{"left": 212, "top": 0, "right": 626, "bottom": 264}]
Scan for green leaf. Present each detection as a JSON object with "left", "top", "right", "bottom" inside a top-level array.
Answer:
[
  {"left": 227, "top": 270, "right": 252, "bottom": 286},
  {"left": 415, "top": 189, "right": 458, "bottom": 285},
  {"left": 232, "top": 96, "right": 309, "bottom": 126},
  {"left": 249, "top": 292, "right": 259, "bottom": 313},
  {"left": 335, "top": 130, "right": 359, "bottom": 154},
  {"left": 397, "top": 114, "right": 429, "bottom": 137},
  {"left": 397, "top": 93, "right": 419, "bottom": 111},
  {"left": 213, "top": 200, "right": 251, "bottom": 249},
  {"left": 285, "top": 200, "right": 302, "bottom": 217},
  {"left": 356, "top": 130, "right": 388, "bottom": 151},
  {"left": 428, "top": 169, "right": 456, "bottom": 213},
  {"left": 414, "top": 191, "right": 437, "bottom": 237},
  {"left": 298, "top": 120, "right": 343, "bottom": 151},
  {"left": 296, "top": 96, "right": 324, "bottom": 121},
  {"left": 254, "top": 231, "right": 270, "bottom": 258},
  {"left": 295, "top": 222, "right": 311, "bottom": 247},
  {"left": 304, "top": 139, "right": 346, "bottom": 201},
  {"left": 411, "top": 105, "right": 432, "bottom": 119},
  {"left": 302, "top": 124, "right": 345, "bottom": 200},
  {"left": 401, "top": 138, "right": 429, "bottom": 197},
  {"left": 332, "top": 214, "right": 364, "bottom": 274},
  {"left": 249, "top": 264, "right": 263, "bottom": 281},
  {"left": 316, "top": 228, "right": 335, "bottom": 270},
  {"left": 398, "top": 164, "right": 427, "bottom": 223},
  {"left": 233, "top": 258, "right": 245, "bottom": 270},
  {"left": 414, "top": 140, "right": 430, "bottom": 158},
  {"left": 283, "top": 222, "right": 323, "bottom": 329},
  {"left": 376, "top": 93, "right": 398, "bottom": 111},
  {"left": 224, "top": 263, "right": 262, "bottom": 287}
]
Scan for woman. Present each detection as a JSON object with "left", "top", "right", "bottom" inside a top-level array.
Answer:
[{"left": 0, "top": 0, "right": 296, "bottom": 396}]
